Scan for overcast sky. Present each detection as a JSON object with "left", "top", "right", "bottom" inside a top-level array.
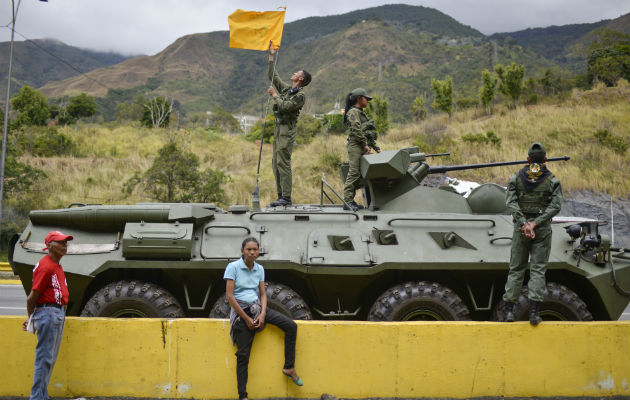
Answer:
[{"left": 1, "top": 0, "right": 628, "bottom": 56}]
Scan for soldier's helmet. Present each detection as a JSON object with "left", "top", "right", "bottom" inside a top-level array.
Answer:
[{"left": 351, "top": 88, "right": 372, "bottom": 101}]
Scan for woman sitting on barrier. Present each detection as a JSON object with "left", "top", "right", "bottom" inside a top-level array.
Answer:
[{"left": 224, "top": 237, "right": 303, "bottom": 400}]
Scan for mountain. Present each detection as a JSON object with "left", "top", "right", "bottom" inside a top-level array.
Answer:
[
  {"left": 491, "top": 12, "right": 630, "bottom": 73},
  {"left": 0, "top": 39, "right": 134, "bottom": 102},
  {"left": 38, "top": 4, "right": 558, "bottom": 120}
]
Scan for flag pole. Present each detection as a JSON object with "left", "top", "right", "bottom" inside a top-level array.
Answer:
[{"left": 252, "top": 47, "right": 280, "bottom": 211}]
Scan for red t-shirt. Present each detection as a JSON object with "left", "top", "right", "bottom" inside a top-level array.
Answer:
[{"left": 32, "top": 255, "right": 69, "bottom": 306}]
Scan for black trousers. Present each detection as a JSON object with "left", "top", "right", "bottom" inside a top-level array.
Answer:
[{"left": 233, "top": 307, "right": 297, "bottom": 400}]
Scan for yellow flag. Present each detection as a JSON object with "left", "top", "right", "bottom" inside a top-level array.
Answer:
[{"left": 228, "top": 9, "right": 286, "bottom": 51}]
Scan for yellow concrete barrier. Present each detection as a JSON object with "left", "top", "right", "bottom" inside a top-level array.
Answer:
[
  {"left": 0, "top": 317, "right": 628, "bottom": 399},
  {"left": 0, "top": 262, "right": 12, "bottom": 271}
]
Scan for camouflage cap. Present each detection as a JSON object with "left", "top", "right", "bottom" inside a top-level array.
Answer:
[
  {"left": 351, "top": 88, "right": 372, "bottom": 100},
  {"left": 528, "top": 142, "right": 546, "bottom": 156},
  {"left": 528, "top": 142, "right": 546, "bottom": 162}
]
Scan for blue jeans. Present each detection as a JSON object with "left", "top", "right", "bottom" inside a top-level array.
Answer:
[{"left": 30, "top": 306, "right": 65, "bottom": 400}]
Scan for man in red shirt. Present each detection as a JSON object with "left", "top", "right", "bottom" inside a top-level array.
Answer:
[{"left": 22, "top": 231, "right": 73, "bottom": 400}]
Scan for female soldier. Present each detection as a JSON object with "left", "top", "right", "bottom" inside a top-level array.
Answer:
[
  {"left": 342, "top": 88, "right": 380, "bottom": 211},
  {"left": 224, "top": 237, "right": 302, "bottom": 400}
]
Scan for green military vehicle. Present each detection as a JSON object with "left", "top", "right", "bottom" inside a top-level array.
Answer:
[{"left": 9, "top": 147, "right": 630, "bottom": 321}]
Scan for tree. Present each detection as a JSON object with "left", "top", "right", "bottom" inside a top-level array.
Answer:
[
  {"left": 207, "top": 107, "right": 241, "bottom": 134},
  {"left": 10, "top": 86, "right": 50, "bottom": 127},
  {"left": 246, "top": 115, "right": 274, "bottom": 143},
  {"left": 123, "top": 142, "right": 229, "bottom": 204},
  {"left": 478, "top": 69, "right": 497, "bottom": 113},
  {"left": 586, "top": 29, "right": 630, "bottom": 86},
  {"left": 141, "top": 96, "right": 173, "bottom": 128},
  {"left": 322, "top": 113, "right": 345, "bottom": 134},
  {"left": 366, "top": 96, "right": 389, "bottom": 134},
  {"left": 431, "top": 76, "right": 453, "bottom": 117},
  {"left": 410, "top": 95, "right": 427, "bottom": 121},
  {"left": 114, "top": 95, "right": 146, "bottom": 122},
  {"left": 1, "top": 145, "right": 47, "bottom": 251},
  {"left": 494, "top": 63, "right": 525, "bottom": 108},
  {"left": 67, "top": 93, "right": 97, "bottom": 121},
  {"left": 296, "top": 114, "right": 322, "bottom": 144}
]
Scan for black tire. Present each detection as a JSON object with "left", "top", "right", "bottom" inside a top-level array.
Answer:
[
  {"left": 367, "top": 281, "right": 471, "bottom": 321},
  {"left": 80, "top": 280, "right": 185, "bottom": 318},
  {"left": 493, "top": 282, "right": 593, "bottom": 321},
  {"left": 209, "top": 281, "right": 313, "bottom": 320}
]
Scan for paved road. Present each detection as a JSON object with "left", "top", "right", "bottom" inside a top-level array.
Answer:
[
  {"left": 0, "top": 284, "right": 27, "bottom": 316},
  {"left": 1, "top": 283, "right": 629, "bottom": 320}
]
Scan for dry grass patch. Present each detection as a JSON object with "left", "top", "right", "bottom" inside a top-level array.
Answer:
[{"left": 17, "top": 84, "right": 630, "bottom": 210}]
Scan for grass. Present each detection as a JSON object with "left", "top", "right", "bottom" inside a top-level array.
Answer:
[{"left": 17, "top": 83, "right": 630, "bottom": 211}]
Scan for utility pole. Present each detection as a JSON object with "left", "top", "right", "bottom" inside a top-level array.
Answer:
[
  {"left": 0, "top": 0, "right": 46, "bottom": 235},
  {"left": 0, "top": 0, "right": 21, "bottom": 234}
]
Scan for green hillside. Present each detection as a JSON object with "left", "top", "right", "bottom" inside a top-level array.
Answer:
[
  {"left": 281, "top": 3, "right": 483, "bottom": 45},
  {"left": 0, "top": 39, "right": 133, "bottom": 103},
  {"left": 38, "top": 5, "right": 558, "bottom": 121},
  {"left": 491, "top": 12, "right": 630, "bottom": 73}
]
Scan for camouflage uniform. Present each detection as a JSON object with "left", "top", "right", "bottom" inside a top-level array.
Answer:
[
  {"left": 503, "top": 164, "right": 563, "bottom": 303},
  {"left": 343, "top": 106, "right": 376, "bottom": 204},
  {"left": 268, "top": 60, "right": 305, "bottom": 200}
]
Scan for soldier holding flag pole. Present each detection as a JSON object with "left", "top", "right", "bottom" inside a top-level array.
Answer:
[{"left": 228, "top": 9, "right": 311, "bottom": 207}]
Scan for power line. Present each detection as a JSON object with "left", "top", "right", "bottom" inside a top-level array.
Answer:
[{"left": 2, "top": 26, "right": 113, "bottom": 92}]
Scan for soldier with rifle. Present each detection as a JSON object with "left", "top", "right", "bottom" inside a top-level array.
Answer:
[
  {"left": 502, "top": 142, "right": 563, "bottom": 325},
  {"left": 342, "top": 88, "right": 381, "bottom": 211}
]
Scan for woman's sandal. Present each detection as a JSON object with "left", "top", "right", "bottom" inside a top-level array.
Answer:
[{"left": 282, "top": 370, "right": 303, "bottom": 386}]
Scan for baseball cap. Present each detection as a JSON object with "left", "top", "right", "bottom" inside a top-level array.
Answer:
[
  {"left": 43, "top": 230, "right": 73, "bottom": 250},
  {"left": 351, "top": 88, "right": 372, "bottom": 100}
]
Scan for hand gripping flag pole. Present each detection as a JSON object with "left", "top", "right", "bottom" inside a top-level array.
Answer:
[{"left": 228, "top": 8, "right": 286, "bottom": 210}]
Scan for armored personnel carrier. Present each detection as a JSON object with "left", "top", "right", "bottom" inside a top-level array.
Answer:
[{"left": 9, "top": 147, "right": 630, "bottom": 321}]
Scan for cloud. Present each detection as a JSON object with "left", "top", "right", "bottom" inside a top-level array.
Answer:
[{"left": 1, "top": 0, "right": 627, "bottom": 55}]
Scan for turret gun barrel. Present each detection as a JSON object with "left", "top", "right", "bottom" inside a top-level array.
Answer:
[{"left": 428, "top": 156, "right": 570, "bottom": 174}]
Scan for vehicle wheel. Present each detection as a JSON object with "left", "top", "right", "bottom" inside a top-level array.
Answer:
[
  {"left": 367, "top": 281, "right": 471, "bottom": 321},
  {"left": 80, "top": 280, "right": 185, "bottom": 318},
  {"left": 209, "top": 281, "right": 313, "bottom": 320},
  {"left": 493, "top": 282, "right": 593, "bottom": 321}
]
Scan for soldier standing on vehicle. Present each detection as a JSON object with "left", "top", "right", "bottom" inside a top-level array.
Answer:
[
  {"left": 22, "top": 231, "right": 73, "bottom": 400},
  {"left": 502, "top": 142, "right": 563, "bottom": 325},
  {"left": 267, "top": 41, "right": 311, "bottom": 207},
  {"left": 342, "top": 88, "right": 381, "bottom": 211}
]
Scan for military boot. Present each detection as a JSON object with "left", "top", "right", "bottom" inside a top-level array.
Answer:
[
  {"left": 269, "top": 195, "right": 283, "bottom": 207},
  {"left": 529, "top": 300, "right": 542, "bottom": 326},
  {"left": 504, "top": 302, "right": 516, "bottom": 322},
  {"left": 274, "top": 196, "right": 292, "bottom": 206},
  {"left": 343, "top": 201, "right": 360, "bottom": 211}
]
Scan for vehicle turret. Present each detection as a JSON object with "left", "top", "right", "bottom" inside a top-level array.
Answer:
[{"left": 354, "top": 147, "right": 569, "bottom": 211}]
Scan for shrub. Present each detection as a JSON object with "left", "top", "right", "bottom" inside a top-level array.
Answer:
[
  {"left": 320, "top": 153, "right": 342, "bottom": 172},
  {"left": 322, "top": 114, "right": 345, "bottom": 134},
  {"left": 296, "top": 114, "right": 322, "bottom": 144},
  {"left": 461, "top": 131, "right": 502, "bottom": 146},
  {"left": 123, "top": 141, "right": 230, "bottom": 205},
  {"left": 16, "top": 127, "right": 79, "bottom": 156},
  {"left": 455, "top": 97, "right": 478, "bottom": 110},
  {"left": 594, "top": 129, "right": 628, "bottom": 154},
  {"left": 245, "top": 115, "right": 274, "bottom": 143},
  {"left": 413, "top": 132, "right": 455, "bottom": 154},
  {"left": 207, "top": 106, "right": 241, "bottom": 134}
]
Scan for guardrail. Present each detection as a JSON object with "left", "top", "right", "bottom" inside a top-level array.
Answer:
[{"left": 0, "top": 317, "right": 627, "bottom": 399}]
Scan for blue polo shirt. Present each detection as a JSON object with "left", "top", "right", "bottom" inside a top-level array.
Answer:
[{"left": 223, "top": 257, "right": 265, "bottom": 303}]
